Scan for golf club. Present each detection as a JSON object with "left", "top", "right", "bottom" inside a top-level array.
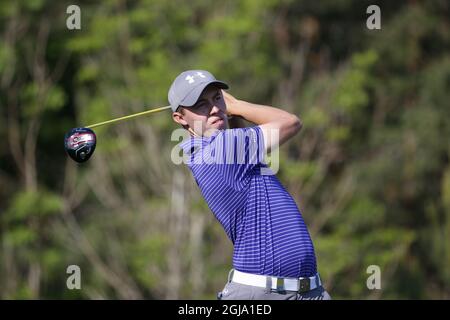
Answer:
[{"left": 64, "top": 105, "right": 171, "bottom": 163}]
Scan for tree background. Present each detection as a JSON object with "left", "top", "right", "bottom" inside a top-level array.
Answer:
[{"left": 0, "top": 0, "right": 449, "bottom": 299}]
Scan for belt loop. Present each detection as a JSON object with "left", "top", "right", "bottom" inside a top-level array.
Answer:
[
  {"left": 265, "top": 276, "right": 272, "bottom": 294},
  {"left": 228, "top": 269, "right": 235, "bottom": 283}
]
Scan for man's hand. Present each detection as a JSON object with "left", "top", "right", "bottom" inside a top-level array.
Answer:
[
  {"left": 221, "top": 90, "right": 302, "bottom": 153},
  {"left": 222, "top": 90, "right": 240, "bottom": 116},
  {"left": 223, "top": 91, "right": 246, "bottom": 128}
]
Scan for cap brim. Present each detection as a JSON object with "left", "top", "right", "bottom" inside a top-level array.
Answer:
[{"left": 180, "top": 81, "right": 229, "bottom": 107}]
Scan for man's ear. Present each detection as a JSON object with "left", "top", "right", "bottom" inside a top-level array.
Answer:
[{"left": 172, "top": 111, "right": 188, "bottom": 126}]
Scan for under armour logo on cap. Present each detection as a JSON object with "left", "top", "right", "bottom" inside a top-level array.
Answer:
[{"left": 185, "top": 72, "right": 206, "bottom": 84}]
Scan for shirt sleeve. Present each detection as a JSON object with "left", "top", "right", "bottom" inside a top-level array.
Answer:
[{"left": 212, "top": 126, "right": 266, "bottom": 191}]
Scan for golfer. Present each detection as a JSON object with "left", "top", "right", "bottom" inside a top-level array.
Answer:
[{"left": 170, "top": 70, "right": 331, "bottom": 300}]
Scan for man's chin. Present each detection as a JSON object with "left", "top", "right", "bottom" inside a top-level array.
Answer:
[{"left": 203, "top": 123, "right": 227, "bottom": 137}]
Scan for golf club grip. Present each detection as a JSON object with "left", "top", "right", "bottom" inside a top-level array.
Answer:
[{"left": 86, "top": 106, "right": 172, "bottom": 129}]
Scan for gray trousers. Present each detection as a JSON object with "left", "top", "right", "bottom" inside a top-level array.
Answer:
[{"left": 217, "top": 271, "right": 332, "bottom": 300}]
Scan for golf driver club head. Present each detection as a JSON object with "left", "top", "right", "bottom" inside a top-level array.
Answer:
[{"left": 64, "top": 127, "right": 96, "bottom": 163}]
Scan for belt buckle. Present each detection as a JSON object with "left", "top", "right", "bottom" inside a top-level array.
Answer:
[
  {"left": 276, "top": 278, "right": 285, "bottom": 292},
  {"left": 298, "top": 278, "right": 310, "bottom": 293}
]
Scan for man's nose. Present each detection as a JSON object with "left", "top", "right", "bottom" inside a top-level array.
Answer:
[{"left": 210, "top": 104, "right": 221, "bottom": 115}]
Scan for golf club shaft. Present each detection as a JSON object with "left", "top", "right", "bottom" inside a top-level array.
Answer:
[{"left": 86, "top": 106, "right": 171, "bottom": 129}]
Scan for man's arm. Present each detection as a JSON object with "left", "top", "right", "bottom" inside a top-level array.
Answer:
[{"left": 223, "top": 91, "right": 302, "bottom": 152}]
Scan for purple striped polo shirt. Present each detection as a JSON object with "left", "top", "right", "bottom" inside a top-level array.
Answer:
[{"left": 179, "top": 126, "right": 317, "bottom": 277}]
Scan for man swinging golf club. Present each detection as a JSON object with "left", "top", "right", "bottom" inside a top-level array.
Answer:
[{"left": 170, "top": 70, "right": 331, "bottom": 300}]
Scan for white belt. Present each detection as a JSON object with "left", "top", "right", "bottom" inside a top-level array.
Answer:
[{"left": 231, "top": 269, "right": 322, "bottom": 293}]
